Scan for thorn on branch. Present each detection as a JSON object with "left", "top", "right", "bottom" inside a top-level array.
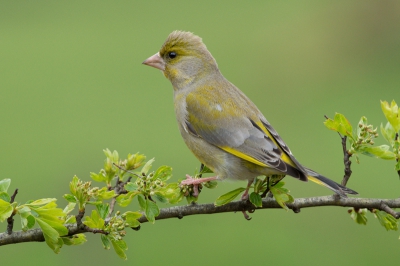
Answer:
[
  {"left": 6, "top": 189, "right": 18, "bottom": 235},
  {"left": 10, "top": 189, "right": 18, "bottom": 203}
]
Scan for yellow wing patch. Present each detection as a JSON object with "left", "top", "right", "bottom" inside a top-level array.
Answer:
[
  {"left": 307, "top": 176, "right": 328, "bottom": 188},
  {"left": 221, "top": 146, "right": 268, "bottom": 167},
  {"left": 255, "top": 120, "right": 296, "bottom": 168}
]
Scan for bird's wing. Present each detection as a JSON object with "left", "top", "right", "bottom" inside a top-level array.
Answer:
[{"left": 185, "top": 84, "right": 307, "bottom": 180}]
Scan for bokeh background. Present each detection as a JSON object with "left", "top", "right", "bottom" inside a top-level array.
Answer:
[{"left": 1, "top": 1, "right": 400, "bottom": 265}]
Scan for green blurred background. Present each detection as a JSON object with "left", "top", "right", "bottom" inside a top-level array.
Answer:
[{"left": 1, "top": 1, "right": 400, "bottom": 265}]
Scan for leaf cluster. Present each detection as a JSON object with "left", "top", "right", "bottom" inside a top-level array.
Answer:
[{"left": 324, "top": 100, "right": 400, "bottom": 172}]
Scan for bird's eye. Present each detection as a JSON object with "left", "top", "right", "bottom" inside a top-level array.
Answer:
[{"left": 168, "top": 52, "right": 177, "bottom": 59}]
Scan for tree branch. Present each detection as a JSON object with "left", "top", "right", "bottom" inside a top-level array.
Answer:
[{"left": 2, "top": 196, "right": 400, "bottom": 246}]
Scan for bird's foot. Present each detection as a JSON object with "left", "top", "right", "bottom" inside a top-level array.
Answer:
[
  {"left": 241, "top": 189, "right": 250, "bottom": 201},
  {"left": 180, "top": 175, "right": 217, "bottom": 197},
  {"left": 240, "top": 179, "right": 254, "bottom": 220}
]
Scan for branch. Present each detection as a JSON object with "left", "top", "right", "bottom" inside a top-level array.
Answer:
[
  {"left": 2, "top": 196, "right": 400, "bottom": 246},
  {"left": 340, "top": 136, "right": 352, "bottom": 186}
]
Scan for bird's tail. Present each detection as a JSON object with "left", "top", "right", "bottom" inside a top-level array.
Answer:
[{"left": 305, "top": 168, "right": 358, "bottom": 197}]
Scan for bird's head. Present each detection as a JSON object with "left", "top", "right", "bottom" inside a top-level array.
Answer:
[{"left": 143, "top": 31, "right": 218, "bottom": 89}]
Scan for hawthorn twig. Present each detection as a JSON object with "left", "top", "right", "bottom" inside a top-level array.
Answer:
[
  {"left": 2, "top": 196, "right": 400, "bottom": 246},
  {"left": 341, "top": 135, "right": 353, "bottom": 186},
  {"left": 6, "top": 189, "right": 18, "bottom": 235},
  {"left": 324, "top": 115, "right": 353, "bottom": 186},
  {"left": 396, "top": 133, "right": 400, "bottom": 178},
  {"left": 379, "top": 202, "right": 400, "bottom": 219}
]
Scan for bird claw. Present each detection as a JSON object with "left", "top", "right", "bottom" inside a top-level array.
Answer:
[
  {"left": 180, "top": 175, "right": 217, "bottom": 197},
  {"left": 241, "top": 210, "right": 252, "bottom": 220}
]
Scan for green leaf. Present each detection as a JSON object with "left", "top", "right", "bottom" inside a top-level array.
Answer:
[
  {"left": 381, "top": 100, "right": 400, "bottom": 132},
  {"left": 19, "top": 205, "right": 35, "bottom": 230},
  {"left": 65, "top": 215, "right": 76, "bottom": 224},
  {"left": 111, "top": 239, "right": 127, "bottom": 260},
  {"left": 125, "top": 182, "right": 138, "bottom": 192},
  {"left": 83, "top": 210, "right": 104, "bottom": 229},
  {"left": 63, "top": 194, "right": 77, "bottom": 203},
  {"left": 63, "top": 202, "right": 76, "bottom": 215},
  {"left": 141, "top": 158, "right": 155, "bottom": 175},
  {"left": 95, "top": 187, "right": 116, "bottom": 200},
  {"left": 270, "top": 183, "right": 293, "bottom": 211},
  {"left": 0, "top": 179, "right": 11, "bottom": 193},
  {"left": 153, "top": 192, "right": 168, "bottom": 203},
  {"left": 349, "top": 208, "right": 368, "bottom": 225},
  {"left": 214, "top": 187, "right": 246, "bottom": 206},
  {"left": 358, "top": 145, "right": 396, "bottom": 160},
  {"left": 25, "top": 215, "right": 36, "bottom": 229},
  {"left": 186, "top": 194, "right": 198, "bottom": 204},
  {"left": 25, "top": 198, "right": 56, "bottom": 206},
  {"left": 36, "top": 217, "right": 63, "bottom": 253},
  {"left": 374, "top": 210, "right": 398, "bottom": 231},
  {"left": 324, "top": 113, "right": 354, "bottom": 139},
  {"left": 380, "top": 122, "right": 396, "bottom": 144},
  {"left": 155, "top": 183, "right": 183, "bottom": 204},
  {"left": 103, "top": 148, "right": 119, "bottom": 163},
  {"left": 203, "top": 180, "right": 218, "bottom": 189},
  {"left": 249, "top": 192, "right": 262, "bottom": 207},
  {"left": 145, "top": 198, "right": 160, "bottom": 224},
  {"left": 62, "top": 234, "right": 86, "bottom": 246},
  {"left": 90, "top": 172, "right": 108, "bottom": 182},
  {"left": 0, "top": 199, "right": 13, "bottom": 222},
  {"left": 101, "top": 234, "right": 111, "bottom": 250},
  {"left": 96, "top": 204, "right": 109, "bottom": 220},
  {"left": 395, "top": 160, "right": 400, "bottom": 172},
  {"left": 33, "top": 201, "right": 66, "bottom": 222},
  {"left": 40, "top": 218, "right": 68, "bottom": 235},
  {"left": 116, "top": 191, "right": 140, "bottom": 207},
  {"left": 137, "top": 195, "right": 146, "bottom": 210},
  {"left": 124, "top": 211, "right": 142, "bottom": 228},
  {"left": 153, "top": 165, "right": 173, "bottom": 182},
  {"left": 126, "top": 152, "right": 146, "bottom": 170},
  {"left": 0, "top": 192, "right": 11, "bottom": 202}
]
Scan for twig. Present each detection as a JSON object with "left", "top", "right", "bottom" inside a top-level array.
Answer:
[
  {"left": 107, "top": 175, "right": 131, "bottom": 218},
  {"left": 396, "top": 133, "right": 400, "bottom": 178},
  {"left": 341, "top": 135, "right": 352, "bottom": 186},
  {"left": 324, "top": 115, "right": 353, "bottom": 186},
  {"left": 379, "top": 202, "right": 400, "bottom": 219},
  {"left": 2, "top": 196, "right": 400, "bottom": 246},
  {"left": 6, "top": 189, "right": 18, "bottom": 235}
]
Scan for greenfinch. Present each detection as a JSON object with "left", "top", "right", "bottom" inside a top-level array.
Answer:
[{"left": 143, "top": 31, "right": 357, "bottom": 199}]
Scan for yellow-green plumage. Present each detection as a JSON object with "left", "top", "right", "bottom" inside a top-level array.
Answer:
[{"left": 143, "top": 31, "right": 357, "bottom": 197}]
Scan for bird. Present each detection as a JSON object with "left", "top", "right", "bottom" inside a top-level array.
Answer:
[{"left": 142, "top": 30, "right": 357, "bottom": 200}]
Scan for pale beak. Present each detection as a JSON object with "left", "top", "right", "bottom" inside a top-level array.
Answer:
[{"left": 142, "top": 52, "right": 165, "bottom": 71}]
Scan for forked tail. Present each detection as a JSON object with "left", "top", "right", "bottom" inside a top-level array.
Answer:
[{"left": 305, "top": 168, "right": 358, "bottom": 197}]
